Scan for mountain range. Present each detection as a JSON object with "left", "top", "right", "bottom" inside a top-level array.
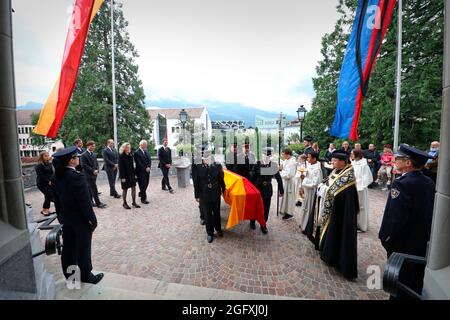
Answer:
[
  {"left": 17, "top": 100, "right": 296, "bottom": 127},
  {"left": 146, "top": 99, "right": 296, "bottom": 127}
]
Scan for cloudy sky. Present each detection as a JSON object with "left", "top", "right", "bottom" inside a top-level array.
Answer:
[{"left": 12, "top": 0, "right": 340, "bottom": 112}]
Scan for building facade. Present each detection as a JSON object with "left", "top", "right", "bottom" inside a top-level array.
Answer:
[
  {"left": 148, "top": 107, "right": 212, "bottom": 150},
  {"left": 16, "top": 110, "right": 57, "bottom": 158}
]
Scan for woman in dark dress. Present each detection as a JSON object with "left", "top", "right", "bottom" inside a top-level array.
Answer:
[
  {"left": 118, "top": 142, "right": 140, "bottom": 209},
  {"left": 35, "top": 151, "right": 55, "bottom": 216}
]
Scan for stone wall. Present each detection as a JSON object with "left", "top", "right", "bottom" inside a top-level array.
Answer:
[{"left": 22, "top": 157, "right": 186, "bottom": 189}]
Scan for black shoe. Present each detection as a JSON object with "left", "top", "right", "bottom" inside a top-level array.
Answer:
[
  {"left": 98, "top": 192, "right": 102, "bottom": 195},
  {"left": 162, "top": 187, "right": 168, "bottom": 191},
  {"left": 296, "top": 201, "right": 302, "bottom": 207},
  {"left": 207, "top": 235, "right": 213, "bottom": 243},
  {"left": 282, "top": 214, "right": 293, "bottom": 220},
  {"left": 96, "top": 203, "right": 107, "bottom": 209},
  {"left": 261, "top": 226, "right": 268, "bottom": 234},
  {"left": 141, "top": 200, "right": 149, "bottom": 204},
  {"left": 132, "top": 203, "right": 141, "bottom": 208},
  {"left": 217, "top": 230, "right": 223, "bottom": 237},
  {"left": 200, "top": 219, "right": 206, "bottom": 225},
  {"left": 82, "top": 272, "right": 104, "bottom": 284},
  {"left": 113, "top": 194, "right": 121, "bottom": 199},
  {"left": 169, "top": 189, "right": 174, "bottom": 194},
  {"left": 123, "top": 203, "right": 131, "bottom": 210},
  {"left": 250, "top": 221, "right": 256, "bottom": 230}
]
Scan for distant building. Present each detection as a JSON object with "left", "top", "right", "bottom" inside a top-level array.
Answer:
[
  {"left": 16, "top": 110, "right": 55, "bottom": 158},
  {"left": 211, "top": 120, "right": 245, "bottom": 131},
  {"left": 147, "top": 107, "right": 212, "bottom": 150}
]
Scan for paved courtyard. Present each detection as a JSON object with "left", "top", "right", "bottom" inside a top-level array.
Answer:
[{"left": 25, "top": 176, "right": 390, "bottom": 300}]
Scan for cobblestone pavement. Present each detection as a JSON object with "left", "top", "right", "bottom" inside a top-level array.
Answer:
[{"left": 26, "top": 177, "right": 390, "bottom": 300}]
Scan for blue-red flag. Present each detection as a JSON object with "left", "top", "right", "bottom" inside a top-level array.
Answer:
[{"left": 330, "top": 0, "right": 397, "bottom": 141}]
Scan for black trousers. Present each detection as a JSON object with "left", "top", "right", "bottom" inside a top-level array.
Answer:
[
  {"left": 251, "top": 195, "right": 271, "bottom": 225},
  {"left": 161, "top": 167, "right": 172, "bottom": 190},
  {"left": 37, "top": 183, "right": 54, "bottom": 209},
  {"left": 137, "top": 172, "right": 150, "bottom": 201},
  {"left": 61, "top": 224, "right": 93, "bottom": 281},
  {"left": 199, "top": 205, "right": 204, "bottom": 220},
  {"left": 86, "top": 177, "right": 101, "bottom": 205},
  {"left": 105, "top": 168, "right": 118, "bottom": 196},
  {"left": 201, "top": 196, "right": 221, "bottom": 236}
]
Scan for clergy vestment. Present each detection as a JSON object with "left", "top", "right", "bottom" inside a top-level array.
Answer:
[
  {"left": 352, "top": 158, "right": 373, "bottom": 232},
  {"left": 279, "top": 157, "right": 297, "bottom": 216},
  {"left": 299, "top": 162, "right": 323, "bottom": 231},
  {"left": 307, "top": 164, "right": 359, "bottom": 279}
]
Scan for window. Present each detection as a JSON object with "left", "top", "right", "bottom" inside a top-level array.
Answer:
[{"left": 172, "top": 127, "right": 175, "bottom": 133}]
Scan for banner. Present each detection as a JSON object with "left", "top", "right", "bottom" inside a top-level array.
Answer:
[
  {"left": 34, "top": 0, "right": 105, "bottom": 138},
  {"left": 330, "top": 0, "right": 396, "bottom": 141}
]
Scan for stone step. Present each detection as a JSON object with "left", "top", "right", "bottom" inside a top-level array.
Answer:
[{"left": 55, "top": 272, "right": 299, "bottom": 300}]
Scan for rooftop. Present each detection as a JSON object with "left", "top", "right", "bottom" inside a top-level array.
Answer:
[{"left": 16, "top": 110, "right": 40, "bottom": 126}]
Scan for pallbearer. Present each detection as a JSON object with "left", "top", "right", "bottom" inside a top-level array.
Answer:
[
  {"left": 194, "top": 148, "right": 226, "bottom": 243},
  {"left": 250, "top": 147, "right": 284, "bottom": 234}
]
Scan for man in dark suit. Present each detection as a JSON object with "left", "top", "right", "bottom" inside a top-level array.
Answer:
[
  {"left": 80, "top": 141, "right": 106, "bottom": 208},
  {"left": 192, "top": 144, "right": 206, "bottom": 225},
  {"left": 379, "top": 144, "right": 435, "bottom": 299},
  {"left": 364, "top": 143, "right": 381, "bottom": 187},
  {"left": 134, "top": 140, "right": 152, "bottom": 204},
  {"left": 225, "top": 143, "right": 238, "bottom": 173},
  {"left": 158, "top": 138, "right": 174, "bottom": 193},
  {"left": 102, "top": 139, "right": 121, "bottom": 198},
  {"left": 73, "top": 138, "right": 84, "bottom": 172},
  {"left": 52, "top": 146, "right": 104, "bottom": 284}
]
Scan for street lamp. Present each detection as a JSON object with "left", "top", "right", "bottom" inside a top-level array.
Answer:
[
  {"left": 179, "top": 108, "right": 188, "bottom": 156},
  {"left": 296, "top": 105, "right": 307, "bottom": 142}
]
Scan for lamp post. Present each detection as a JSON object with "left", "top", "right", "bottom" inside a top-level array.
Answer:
[
  {"left": 296, "top": 105, "right": 307, "bottom": 142},
  {"left": 179, "top": 108, "right": 188, "bottom": 156}
]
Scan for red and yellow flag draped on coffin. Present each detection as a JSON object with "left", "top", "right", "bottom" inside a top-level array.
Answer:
[{"left": 223, "top": 169, "right": 266, "bottom": 230}]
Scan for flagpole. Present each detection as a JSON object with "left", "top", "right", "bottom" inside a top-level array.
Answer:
[
  {"left": 111, "top": 0, "right": 118, "bottom": 145},
  {"left": 393, "top": 0, "right": 402, "bottom": 152}
]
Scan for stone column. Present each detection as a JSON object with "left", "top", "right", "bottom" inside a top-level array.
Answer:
[
  {"left": 0, "top": 0, "right": 37, "bottom": 297},
  {"left": 422, "top": 0, "right": 450, "bottom": 299}
]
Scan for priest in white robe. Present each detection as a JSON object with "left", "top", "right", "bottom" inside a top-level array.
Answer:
[
  {"left": 351, "top": 149, "right": 373, "bottom": 232},
  {"left": 279, "top": 148, "right": 297, "bottom": 220},
  {"left": 299, "top": 152, "right": 323, "bottom": 231}
]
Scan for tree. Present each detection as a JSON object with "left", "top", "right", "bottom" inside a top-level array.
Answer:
[
  {"left": 57, "top": 0, "right": 152, "bottom": 154},
  {"left": 304, "top": 0, "right": 444, "bottom": 151}
]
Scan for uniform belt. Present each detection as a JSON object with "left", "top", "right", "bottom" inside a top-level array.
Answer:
[{"left": 262, "top": 181, "right": 269, "bottom": 186}]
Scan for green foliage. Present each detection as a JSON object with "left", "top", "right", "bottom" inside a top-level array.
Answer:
[
  {"left": 304, "top": 0, "right": 444, "bottom": 152},
  {"left": 57, "top": 1, "right": 153, "bottom": 155}
]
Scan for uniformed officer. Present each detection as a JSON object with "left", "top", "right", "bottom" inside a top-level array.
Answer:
[
  {"left": 194, "top": 149, "right": 226, "bottom": 243},
  {"left": 52, "top": 146, "right": 104, "bottom": 284},
  {"left": 192, "top": 144, "right": 205, "bottom": 225},
  {"left": 379, "top": 143, "right": 435, "bottom": 299},
  {"left": 250, "top": 147, "right": 284, "bottom": 234}
]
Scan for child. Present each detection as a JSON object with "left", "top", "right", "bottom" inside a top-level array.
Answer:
[{"left": 377, "top": 144, "right": 395, "bottom": 190}]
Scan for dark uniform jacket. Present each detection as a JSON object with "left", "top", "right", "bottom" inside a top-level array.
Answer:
[
  {"left": 102, "top": 147, "right": 119, "bottom": 171},
  {"left": 251, "top": 161, "right": 284, "bottom": 198},
  {"left": 379, "top": 171, "right": 435, "bottom": 257},
  {"left": 53, "top": 167, "right": 97, "bottom": 229},
  {"left": 158, "top": 147, "right": 172, "bottom": 168},
  {"left": 80, "top": 150, "right": 99, "bottom": 180},
  {"left": 236, "top": 152, "right": 256, "bottom": 180},
  {"left": 134, "top": 148, "right": 152, "bottom": 175},
  {"left": 363, "top": 149, "right": 381, "bottom": 167},
  {"left": 194, "top": 163, "right": 226, "bottom": 200}
]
